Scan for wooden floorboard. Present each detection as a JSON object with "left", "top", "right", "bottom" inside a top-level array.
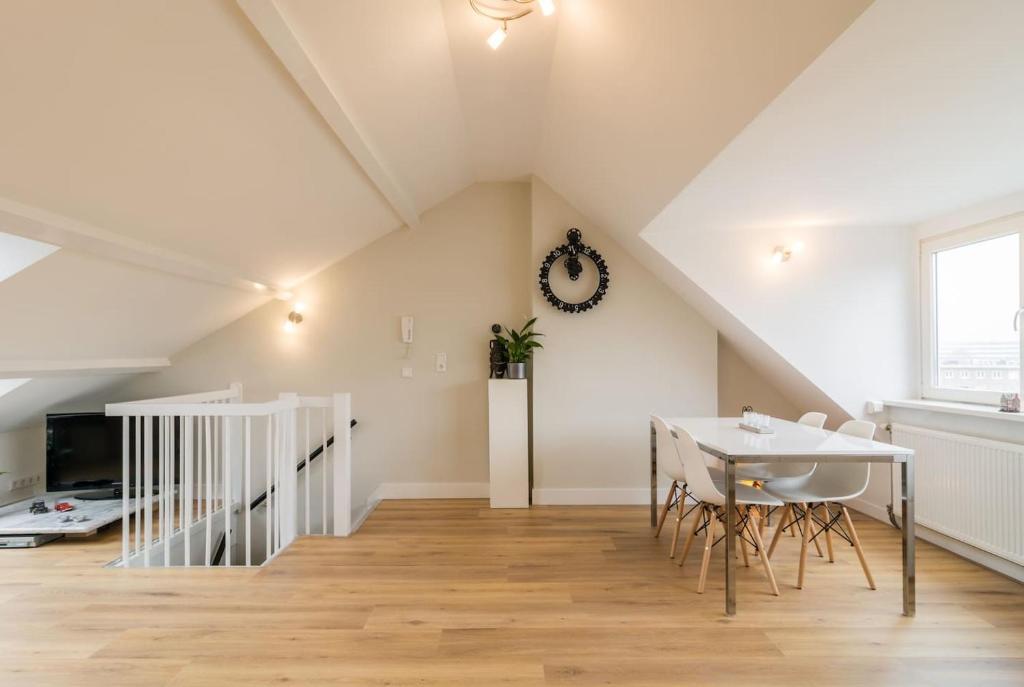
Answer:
[{"left": 0, "top": 499, "right": 1021, "bottom": 685}]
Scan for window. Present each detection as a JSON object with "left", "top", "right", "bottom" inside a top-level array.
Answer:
[{"left": 922, "top": 219, "right": 1022, "bottom": 404}]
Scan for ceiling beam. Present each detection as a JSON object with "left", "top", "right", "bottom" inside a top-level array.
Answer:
[
  {"left": 0, "top": 196, "right": 289, "bottom": 298},
  {"left": 0, "top": 358, "right": 171, "bottom": 379},
  {"left": 237, "top": 0, "right": 420, "bottom": 229}
]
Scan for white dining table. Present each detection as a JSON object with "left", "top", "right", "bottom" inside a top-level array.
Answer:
[{"left": 650, "top": 417, "right": 915, "bottom": 616}]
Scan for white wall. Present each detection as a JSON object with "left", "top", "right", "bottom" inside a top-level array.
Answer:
[
  {"left": 0, "top": 425, "right": 44, "bottom": 507},
  {"left": 717, "top": 336, "right": 799, "bottom": 421},
  {"left": 529, "top": 178, "right": 717, "bottom": 504},
  {"left": 99, "top": 180, "right": 720, "bottom": 508},
  {"left": 646, "top": 224, "right": 918, "bottom": 424},
  {"left": 855, "top": 190, "right": 1024, "bottom": 574},
  {"left": 641, "top": 222, "right": 918, "bottom": 517},
  {"left": 112, "top": 183, "right": 532, "bottom": 509}
]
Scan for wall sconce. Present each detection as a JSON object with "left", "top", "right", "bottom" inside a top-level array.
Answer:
[
  {"left": 770, "top": 241, "right": 804, "bottom": 264},
  {"left": 283, "top": 302, "right": 306, "bottom": 333}
]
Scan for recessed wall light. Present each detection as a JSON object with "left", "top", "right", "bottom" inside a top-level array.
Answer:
[
  {"left": 283, "top": 307, "right": 304, "bottom": 333},
  {"left": 770, "top": 242, "right": 804, "bottom": 264}
]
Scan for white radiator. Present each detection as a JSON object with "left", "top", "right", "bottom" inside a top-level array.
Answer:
[{"left": 891, "top": 423, "right": 1023, "bottom": 566}]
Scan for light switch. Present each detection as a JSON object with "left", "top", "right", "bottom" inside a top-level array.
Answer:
[
  {"left": 435, "top": 353, "right": 447, "bottom": 373},
  {"left": 401, "top": 366, "right": 413, "bottom": 379}
]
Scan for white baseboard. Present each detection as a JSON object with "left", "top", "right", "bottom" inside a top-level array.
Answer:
[
  {"left": 532, "top": 487, "right": 650, "bottom": 505},
  {"left": 848, "top": 497, "right": 1024, "bottom": 584},
  {"left": 370, "top": 482, "right": 490, "bottom": 501},
  {"left": 350, "top": 499, "right": 380, "bottom": 533}
]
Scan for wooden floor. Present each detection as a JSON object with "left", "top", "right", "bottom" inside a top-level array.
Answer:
[{"left": 1, "top": 499, "right": 1022, "bottom": 686}]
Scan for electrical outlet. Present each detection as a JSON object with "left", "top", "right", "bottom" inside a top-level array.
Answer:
[
  {"left": 401, "top": 366, "right": 413, "bottom": 379},
  {"left": 435, "top": 352, "right": 447, "bottom": 373}
]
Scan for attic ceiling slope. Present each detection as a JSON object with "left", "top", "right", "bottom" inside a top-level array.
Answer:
[
  {"left": 0, "top": 0, "right": 400, "bottom": 287},
  {"left": 270, "top": 0, "right": 476, "bottom": 216},
  {"left": 639, "top": 0, "right": 1024, "bottom": 423},
  {"left": 536, "top": 0, "right": 872, "bottom": 243},
  {"left": 440, "top": 0, "right": 559, "bottom": 181}
]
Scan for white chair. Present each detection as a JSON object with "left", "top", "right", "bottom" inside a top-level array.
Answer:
[
  {"left": 745, "top": 411, "right": 827, "bottom": 550},
  {"left": 651, "top": 416, "right": 723, "bottom": 559},
  {"left": 735, "top": 411, "right": 826, "bottom": 482},
  {"left": 764, "top": 419, "right": 877, "bottom": 590},
  {"left": 671, "top": 427, "right": 782, "bottom": 596}
]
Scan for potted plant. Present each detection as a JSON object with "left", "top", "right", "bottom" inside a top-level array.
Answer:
[{"left": 496, "top": 317, "right": 543, "bottom": 379}]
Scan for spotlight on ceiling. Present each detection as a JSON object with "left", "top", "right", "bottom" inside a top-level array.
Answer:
[
  {"left": 470, "top": 0, "right": 555, "bottom": 49},
  {"left": 487, "top": 23, "right": 508, "bottom": 50}
]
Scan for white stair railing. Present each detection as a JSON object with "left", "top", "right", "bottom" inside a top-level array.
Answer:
[{"left": 106, "top": 387, "right": 353, "bottom": 568}]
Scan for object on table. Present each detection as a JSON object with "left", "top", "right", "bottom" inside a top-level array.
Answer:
[
  {"left": 739, "top": 411, "right": 775, "bottom": 434},
  {"left": 54, "top": 502, "right": 74, "bottom": 512},
  {"left": 1000, "top": 392, "right": 1020, "bottom": 413},
  {"left": 29, "top": 500, "right": 48, "bottom": 515}
]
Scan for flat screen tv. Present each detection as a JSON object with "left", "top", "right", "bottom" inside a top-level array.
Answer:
[{"left": 46, "top": 413, "right": 174, "bottom": 500}]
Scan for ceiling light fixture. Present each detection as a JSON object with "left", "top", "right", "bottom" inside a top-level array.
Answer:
[{"left": 469, "top": 0, "right": 555, "bottom": 49}]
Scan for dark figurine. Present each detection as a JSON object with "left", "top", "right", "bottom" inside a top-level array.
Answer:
[{"left": 489, "top": 323, "right": 508, "bottom": 378}]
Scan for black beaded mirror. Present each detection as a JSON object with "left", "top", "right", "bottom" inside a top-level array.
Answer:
[{"left": 538, "top": 228, "right": 610, "bottom": 314}]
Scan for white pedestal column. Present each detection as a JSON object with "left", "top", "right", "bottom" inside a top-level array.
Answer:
[{"left": 487, "top": 379, "right": 529, "bottom": 508}]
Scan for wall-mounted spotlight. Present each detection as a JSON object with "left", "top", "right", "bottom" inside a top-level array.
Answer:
[
  {"left": 770, "top": 241, "right": 804, "bottom": 264},
  {"left": 283, "top": 302, "right": 306, "bottom": 333}
]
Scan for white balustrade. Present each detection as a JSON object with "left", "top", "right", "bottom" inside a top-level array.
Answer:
[{"left": 106, "top": 386, "right": 353, "bottom": 568}]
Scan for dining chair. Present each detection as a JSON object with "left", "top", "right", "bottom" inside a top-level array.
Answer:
[
  {"left": 736, "top": 411, "right": 826, "bottom": 482},
  {"left": 764, "top": 419, "right": 877, "bottom": 590},
  {"left": 671, "top": 427, "right": 782, "bottom": 596},
  {"left": 650, "top": 416, "right": 724, "bottom": 559}
]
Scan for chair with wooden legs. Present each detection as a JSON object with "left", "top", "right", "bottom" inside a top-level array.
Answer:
[
  {"left": 650, "top": 416, "right": 723, "bottom": 559},
  {"left": 764, "top": 420, "right": 878, "bottom": 590},
  {"left": 741, "top": 412, "right": 827, "bottom": 551},
  {"left": 737, "top": 411, "right": 825, "bottom": 483},
  {"left": 670, "top": 427, "right": 783, "bottom": 596}
]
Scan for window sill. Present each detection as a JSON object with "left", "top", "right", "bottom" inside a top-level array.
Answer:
[{"left": 885, "top": 399, "right": 1024, "bottom": 423}]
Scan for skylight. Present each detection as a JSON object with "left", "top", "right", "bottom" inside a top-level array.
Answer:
[
  {"left": 0, "top": 378, "right": 31, "bottom": 399},
  {"left": 0, "top": 231, "right": 59, "bottom": 283}
]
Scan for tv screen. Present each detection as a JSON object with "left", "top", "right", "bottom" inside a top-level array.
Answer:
[{"left": 46, "top": 413, "right": 175, "bottom": 493}]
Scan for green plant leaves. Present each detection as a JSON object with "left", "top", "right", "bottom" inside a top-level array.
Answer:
[{"left": 501, "top": 318, "right": 544, "bottom": 363}]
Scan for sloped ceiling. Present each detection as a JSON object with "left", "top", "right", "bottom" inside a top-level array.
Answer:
[
  {"left": 536, "top": 0, "right": 872, "bottom": 243},
  {"left": 0, "top": 0, "right": 399, "bottom": 286},
  {"left": 642, "top": 0, "right": 1024, "bottom": 421},
  {"left": 0, "top": 0, "right": 872, "bottom": 428}
]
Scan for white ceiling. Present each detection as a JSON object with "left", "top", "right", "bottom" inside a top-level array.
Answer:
[
  {"left": 0, "top": 0, "right": 399, "bottom": 287},
  {"left": 438, "top": 0, "right": 560, "bottom": 181},
  {"left": 20, "top": 0, "right": 1022, "bottom": 431},
  {"left": 641, "top": 0, "right": 1024, "bottom": 239},
  {"left": 276, "top": 0, "right": 475, "bottom": 211},
  {"left": 536, "top": 0, "right": 872, "bottom": 243},
  {"left": 0, "top": 0, "right": 874, "bottom": 428},
  {"left": 0, "top": 376, "right": 138, "bottom": 433},
  {"left": 0, "top": 233, "right": 58, "bottom": 284}
]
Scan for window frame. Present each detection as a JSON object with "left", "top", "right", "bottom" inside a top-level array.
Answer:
[{"left": 920, "top": 215, "right": 1023, "bottom": 405}]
